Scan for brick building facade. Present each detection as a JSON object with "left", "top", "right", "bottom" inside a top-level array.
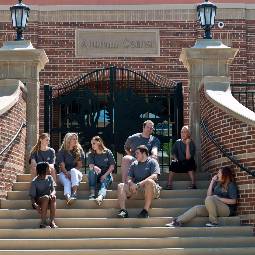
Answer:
[
  {"left": 0, "top": 0, "right": 255, "bottom": 222},
  {"left": 1, "top": 0, "right": 255, "bottom": 129}
]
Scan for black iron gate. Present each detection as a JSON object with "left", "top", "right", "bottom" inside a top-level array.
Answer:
[{"left": 44, "top": 66, "right": 183, "bottom": 171}]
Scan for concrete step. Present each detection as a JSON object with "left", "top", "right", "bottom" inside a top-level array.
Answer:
[
  {"left": 0, "top": 208, "right": 191, "bottom": 219},
  {"left": 0, "top": 226, "right": 252, "bottom": 239},
  {"left": 0, "top": 217, "right": 241, "bottom": 229},
  {"left": 17, "top": 172, "right": 210, "bottom": 182},
  {"left": 0, "top": 198, "right": 205, "bottom": 209},
  {"left": 7, "top": 189, "right": 207, "bottom": 200},
  {"left": 0, "top": 236, "right": 253, "bottom": 250},
  {"left": 0, "top": 248, "right": 255, "bottom": 255},
  {"left": 12, "top": 180, "right": 209, "bottom": 191}
]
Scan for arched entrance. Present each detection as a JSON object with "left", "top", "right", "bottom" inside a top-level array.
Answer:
[{"left": 44, "top": 66, "right": 183, "bottom": 171}]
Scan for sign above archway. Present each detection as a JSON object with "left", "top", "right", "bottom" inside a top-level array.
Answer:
[{"left": 75, "top": 29, "right": 160, "bottom": 57}]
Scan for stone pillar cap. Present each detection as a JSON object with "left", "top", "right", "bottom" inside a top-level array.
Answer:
[{"left": 0, "top": 40, "right": 34, "bottom": 50}]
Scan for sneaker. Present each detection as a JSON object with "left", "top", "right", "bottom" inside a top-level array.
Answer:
[
  {"left": 89, "top": 194, "right": 96, "bottom": 200},
  {"left": 117, "top": 209, "right": 129, "bottom": 218},
  {"left": 71, "top": 192, "right": 78, "bottom": 200},
  {"left": 137, "top": 209, "right": 149, "bottom": 218},
  {"left": 39, "top": 223, "right": 50, "bottom": 229},
  {"left": 206, "top": 222, "right": 219, "bottom": 227},
  {"left": 187, "top": 184, "right": 197, "bottom": 189},
  {"left": 165, "top": 184, "right": 173, "bottom": 190},
  {"left": 49, "top": 221, "right": 59, "bottom": 228},
  {"left": 95, "top": 195, "right": 103, "bottom": 206},
  {"left": 165, "top": 219, "right": 182, "bottom": 227}
]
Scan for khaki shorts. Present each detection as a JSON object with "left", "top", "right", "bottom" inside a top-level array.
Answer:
[{"left": 125, "top": 181, "right": 161, "bottom": 200}]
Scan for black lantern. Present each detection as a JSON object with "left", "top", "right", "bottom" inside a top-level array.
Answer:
[
  {"left": 10, "top": 0, "right": 30, "bottom": 41},
  {"left": 197, "top": 0, "right": 217, "bottom": 39}
]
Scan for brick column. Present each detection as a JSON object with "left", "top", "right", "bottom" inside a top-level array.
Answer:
[
  {"left": 179, "top": 39, "right": 238, "bottom": 171},
  {"left": 0, "top": 40, "right": 48, "bottom": 168}
]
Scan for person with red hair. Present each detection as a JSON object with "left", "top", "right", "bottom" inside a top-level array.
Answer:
[{"left": 166, "top": 166, "right": 238, "bottom": 227}]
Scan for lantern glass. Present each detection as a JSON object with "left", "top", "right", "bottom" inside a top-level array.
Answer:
[
  {"left": 10, "top": 1, "right": 30, "bottom": 40},
  {"left": 15, "top": 9, "right": 23, "bottom": 28}
]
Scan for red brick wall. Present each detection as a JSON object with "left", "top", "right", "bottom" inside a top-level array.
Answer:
[
  {"left": 200, "top": 86, "right": 255, "bottom": 225},
  {"left": 0, "top": 88, "right": 26, "bottom": 199},
  {"left": 1, "top": 17, "right": 253, "bottom": 131}
]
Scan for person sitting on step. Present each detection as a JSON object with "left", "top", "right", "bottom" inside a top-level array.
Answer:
[
  {"left": 29, "top": 133, "right": 57, "bottom": 183},
  {"left": 87, "top": 136, "right": 116, "bottom": 205},
  {"left": 166, "top": 125, "right": 197, "bottom": 190},
  {"left": 117, "top": 145, "right": 161, "bottom": 218},
  {"left": 29, "top": 162, "right": 58, "bottom": 228},
  {"left": 56, "top": 133, "right": 85, "bottom": 205},
  {"left": 121, "top": 120, "right": 160, "bottom": 183},
  {"left": 165, "top": 166, "right": 238, "bottom": 227}
]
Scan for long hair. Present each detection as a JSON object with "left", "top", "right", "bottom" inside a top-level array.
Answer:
[
  {"left": 30, "top": 133, "right": 49, "bottom": 156},
  {"left": 90, "top": 136, "right": 107, "bottom": 153},
  {"left": 60, "top": 133, "right": 83, "bottom": 161},
  {"left": 220, "top": 166, "right": 235, "bottom": 185}
]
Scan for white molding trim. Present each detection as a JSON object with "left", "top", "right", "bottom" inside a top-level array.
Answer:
[{"left": 0, "top": 4, "right": 255, "bottom": 11}]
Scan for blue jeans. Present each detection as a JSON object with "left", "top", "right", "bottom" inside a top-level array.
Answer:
[{"left": 88, "top": 170, "right": 113, "bottom": 198}]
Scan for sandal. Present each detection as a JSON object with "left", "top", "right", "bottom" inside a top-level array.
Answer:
[{"left": 165, "top": 184, "right": 173, "bottom": 190}]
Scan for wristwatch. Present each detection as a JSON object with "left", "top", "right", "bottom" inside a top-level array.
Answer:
[{"left": 136, "top": 182, "right": 141, "bottom": 189}]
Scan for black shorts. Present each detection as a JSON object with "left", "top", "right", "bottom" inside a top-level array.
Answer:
[{"left": 170, "top": 158, "right": 196, "bottom": 173}]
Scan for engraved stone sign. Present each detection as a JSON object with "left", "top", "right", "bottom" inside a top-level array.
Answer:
[{"left": 75, "top": 29, "right": 160, "bottom": 57}]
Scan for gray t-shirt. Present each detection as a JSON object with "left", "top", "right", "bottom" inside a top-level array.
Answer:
[
  {"left": 29, "top": 175, "right": 56, "bottom": 199},
  {"left": 213, "top": 182, "right": 238, "bottom": 216},
  {"left": 172, "top": 139, "right": 196, "bottom": 161},
  {"left": 56, "top": 149, "right": 85, "bottom": 171},
  {"left": 30, "top": 148, "right": 55, "bottom": 164},
  {"left": 128, "top": 158, "right": 160, "bottom": 183},
  {"left": 124, "top": 133, "right": 160, "bottom": 157},
  {"left": 87, "top": 149, "right": 116, "bottom": 175}
]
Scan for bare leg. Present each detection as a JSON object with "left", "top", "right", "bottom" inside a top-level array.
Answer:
[
  {"left": 72, "top": 185, "right": 78, "bottom": 193},
  {"left": 38, "top": 196, "right": 49, "bottom": 225},
  {"left": 49, "top": 197, "right": 57, "bottom": 227},
  {"left": 143, "top": 179, "right": 155, "bottom": 211},
  {"left": 167, "top": 171, "right": 175, "bottom": 185},
  {"left": 118, "top": 183, "right": 128, "bottom": 209},
  {"left": 188, "top": 170, "right": 196, "bottom": 185},
  {"left": 120, "top": 156, "right": 134, "bottom": 183}
]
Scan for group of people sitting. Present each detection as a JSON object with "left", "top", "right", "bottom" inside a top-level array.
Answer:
[{"left": 29, "top": 120, "right": 238, "bottom": 229}]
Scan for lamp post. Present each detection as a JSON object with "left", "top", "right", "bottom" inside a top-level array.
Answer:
[
  {"left": 197, "top": 0, "right": 217, "bottom": 39},
  {"left": 10, "top": 0, "right": 30, "bottom": 41}
]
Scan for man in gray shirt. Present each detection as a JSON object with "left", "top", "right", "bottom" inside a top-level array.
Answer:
[
  {"left": 117, "top": 145, "right": 161, "bottom": 218},
  {"left": 121, "top": 120, "right": 160, "bottom": 183}
]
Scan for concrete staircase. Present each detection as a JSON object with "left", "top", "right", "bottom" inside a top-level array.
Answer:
[{"left": 0, "top": 172, "right": 254, "bottom": 255}]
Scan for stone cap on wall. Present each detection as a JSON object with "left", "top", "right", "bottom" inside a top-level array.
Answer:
[
  {"left": 0, "top": 79, "right": 26, "bottom": 116},
  {"left": 201, "top": 76, "right": 255, "bottom": 127}
]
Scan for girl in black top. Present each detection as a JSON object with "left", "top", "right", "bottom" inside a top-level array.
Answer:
[{"left": 166, "top": 126, "right": 197, "bottom": 190}]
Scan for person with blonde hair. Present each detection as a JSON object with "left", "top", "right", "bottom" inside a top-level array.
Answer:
[
  {"left": 87, "top": 136, "right": 116, "bottom": 205},
  {"left": 166, "top": 125, "right": 197, "bottom": 190},
  {"left": 29, "top": 133, "right": 57, "bottom": 183},
  {"left": 56, "top": 133, "right": 85, "bottom": 205}
]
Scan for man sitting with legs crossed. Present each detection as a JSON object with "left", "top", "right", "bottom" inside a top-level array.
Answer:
[{"left": 117, "top": 145, "right": 161, "bottom": 218}]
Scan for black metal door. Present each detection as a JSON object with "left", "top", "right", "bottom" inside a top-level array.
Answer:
[{"left": 44, "top": 66, "right": 183, "bottom": 170}]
